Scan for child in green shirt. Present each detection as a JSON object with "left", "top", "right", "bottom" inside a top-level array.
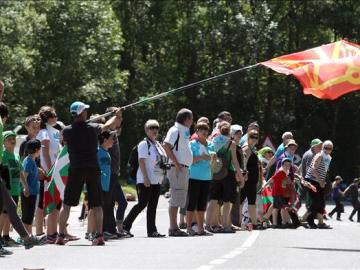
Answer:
[{"left": 0, "top": 131, "right": 22, "bottom": 246}]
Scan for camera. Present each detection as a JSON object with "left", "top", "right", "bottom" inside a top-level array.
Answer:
[{"left": 159, "top": 161, "right": 171, "bottom": 170}]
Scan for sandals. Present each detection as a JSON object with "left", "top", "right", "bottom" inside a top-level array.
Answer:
[
  {"left": 197, "top": 230, "right": 213, "bottom": 236},
  {"left": 186, "top": 229, "right": 198, "bottom": 236},
  {"left": 168, "top": 229, "right": 188, "bottom": 237},
  {"left": 218, "top": 227, "right": 236, "bottom": 233}
]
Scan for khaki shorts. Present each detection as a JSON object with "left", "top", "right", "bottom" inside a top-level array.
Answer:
[{"left": 167, "top": 167, "right": 189, "bottom": 208}]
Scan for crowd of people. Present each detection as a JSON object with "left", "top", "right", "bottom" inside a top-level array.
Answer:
[{"left": 0, "top": 80, "right": 359, "bottom": 257}]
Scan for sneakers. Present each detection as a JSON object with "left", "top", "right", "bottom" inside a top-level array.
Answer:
[
  {"left": 318, "top": 223, "right": 332, "bottom": 229},
  {"left": 103, "top": 231, "right": 118, "bottom": 241},
  {"left": 92, "top": 234, "right": 105, "bottom": 246},
  {"left": 55, "top": 233, "right": 66, "bottom": 245},
  {"left": 23, "top": 236, "right": 39, "bottom": 250},
  {"left": 2, "top": 236, "right": 20, "bottom": 247},
  {"left": 46, "top": 233, "right": 58, "bottom": 244},
  {"left": 0, "top": 246, "right": 13, "bottom": 256}
]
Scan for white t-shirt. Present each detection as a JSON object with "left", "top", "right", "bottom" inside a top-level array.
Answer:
[
  {"left": 164, "top": 122, "right": 193, "bottom": 167},
  {"left": 36, "top": 124, "right": 61, "bottom": 172},
  {"left": 136, "top": 139, "right": 166, "bottom": 185}
]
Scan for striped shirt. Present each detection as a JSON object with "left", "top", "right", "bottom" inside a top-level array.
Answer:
[{"left": 305, "top": 153, "right": 328, "bottom": 182}]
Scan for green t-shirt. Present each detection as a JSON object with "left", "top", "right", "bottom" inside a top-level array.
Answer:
[
  {"left": 0, "top": 116, "right": 3, "bottom": 164},
  {"left": 2, "top": 150, "right": 22, "bottom": 196}
]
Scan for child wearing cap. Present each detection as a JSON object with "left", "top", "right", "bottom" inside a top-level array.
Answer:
[
  {"left": 0, "top": 131, "right": 22, "bottom": 246},
  {"left": 264, "top": 158, "right": 292, "bottom": 228},
  {"left": 20, "top": 139, "right": 42, "bottom": 235}
]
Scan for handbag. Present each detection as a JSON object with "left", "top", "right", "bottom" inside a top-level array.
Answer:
[{"left": 212, "top": 142, "right": 232, "bottom": 180}]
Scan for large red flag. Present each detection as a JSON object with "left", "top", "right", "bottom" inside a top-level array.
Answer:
[{"left": 261, "top": 40, "right": 360, "bottom": 99}]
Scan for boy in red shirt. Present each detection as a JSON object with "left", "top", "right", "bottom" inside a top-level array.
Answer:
[{"left": 265, "top": 158, "right": 292, "bottom": 228}]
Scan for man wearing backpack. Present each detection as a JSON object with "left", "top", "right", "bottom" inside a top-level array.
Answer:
[{"left": 163, "top": 108, "right": 193, "bottom": 237}]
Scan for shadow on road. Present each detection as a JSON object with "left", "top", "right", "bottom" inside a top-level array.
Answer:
[{"left": 288, "top": 247, "right": 360, "bottom": 253}]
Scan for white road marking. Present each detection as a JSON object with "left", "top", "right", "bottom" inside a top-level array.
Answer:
[
  {"left": 196, "top": 231, "right": 260, "bottom": 270},
  {"left": 209, "top": 259, "right": 227, "bottom": 265}
]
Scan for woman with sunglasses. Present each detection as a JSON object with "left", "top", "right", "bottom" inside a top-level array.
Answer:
[
  {"left": 305, "top": 140, "right": 334, "bottom": 229},
  {"left": 123, "top": 120, "right": 167, "bottom": 237},
  {"left": 36, "top": 106, "right": 61, "bottom": 242},
  {"left": 240, "top": 130, "right": 264, "bottom": 230}
]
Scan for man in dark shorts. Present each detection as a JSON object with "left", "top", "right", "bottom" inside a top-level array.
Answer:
[{"left": 56, "top": 101, "right": 122, "bottom": 246}]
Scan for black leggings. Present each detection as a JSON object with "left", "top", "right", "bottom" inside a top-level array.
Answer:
[
  {"left": 123, "top": 184, "right": 160, "bottom": 235},
  {"left": 187, "top": 179, "right": 210, "bottom": 212},
  {"left": 307, "top": 180, "right": 325, "bottom": 225},
  {"left": 240, "top": 179, "right": 257, "bottom": 205}
]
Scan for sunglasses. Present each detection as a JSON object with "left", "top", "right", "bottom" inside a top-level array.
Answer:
[
  {"left": 249, "top": 136, "right": 259, "bottom": 140},
  {"left": 149, "top": 126, "right": 159, "bottom": 130}
]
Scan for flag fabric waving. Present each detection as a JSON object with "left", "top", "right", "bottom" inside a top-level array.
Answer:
[
  {"left": 261, "top": 40, "right": 360, "bottom": 99},
  {"left": 44, "top": 146, "right": 69, "bottom": 214}
]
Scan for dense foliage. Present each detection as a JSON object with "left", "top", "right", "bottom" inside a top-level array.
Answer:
[{"left": 1, "top": 0, "right": 359, "bottom": 180}]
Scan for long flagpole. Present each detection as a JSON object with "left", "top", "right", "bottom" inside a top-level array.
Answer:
[{"left": 88, "top": 63, "right": 259, "bottom": 123}]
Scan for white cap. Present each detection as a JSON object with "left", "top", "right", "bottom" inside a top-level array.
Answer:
[
  {"left": 230, "top": 124, "right": 243, "bottom": 137},
  {"left": 282, "top": 131, "right": 293, "bottom": 140},
  {"left": 70, "top": 101, "right": 90, "bottom": 116}
]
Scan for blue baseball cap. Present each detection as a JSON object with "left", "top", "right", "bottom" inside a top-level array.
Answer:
[{"left": 70, "top": 101, "right": 90, "bottom": 116}]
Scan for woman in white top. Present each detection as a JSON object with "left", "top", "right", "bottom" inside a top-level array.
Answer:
[
  {"left": 36, "top": 106, "right": 61, "bottom": 241},
  {"left": 123, "top": 120, "right": 167, "bottom": 238}
]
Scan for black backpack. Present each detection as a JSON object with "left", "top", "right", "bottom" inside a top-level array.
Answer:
[{"left": 127, "top": 138, "right": 151, "bottom": 180}]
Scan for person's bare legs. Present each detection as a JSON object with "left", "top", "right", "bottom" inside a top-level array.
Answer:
[
  {"left": 196, "top": 211, "right": 206, "bottom": 232},
  {"left": 179, "top": 213, "right": 185, "bottom": 226},
  {"left": 0, "top": 213, "right": 5, "bottom": 236},
  {"left": 58, "top": 204, "right": 71, "bottom": 234},
  {"left": 222, "top": 202, "right": 232, "bottom": 229},
  {"left": 87, "top": 209, "right": 95, "bottom": 234},
  {"left": 272, "top": 209, "right": 279, "bottom": 226},
  {"left": 24, "top": 224, "right": 32, "bottom": 235},
  {"left": 280, "top": 209, "right": 290, "bottom": 224},
  {"left": 248, "top": 204, "right": 258, "bottom": 225},
  {"left": 2, "top": 215, "right": 11, "bottom": 237},
  {"left": 317, "top": 213, "right": 324, "bottom": 224},
  {"left": 35, "top": 207, "right": 44, "bottom": 235},
  {"left": 46, "top": 210, "right": 59, "bottom": 236},
  {"left": 205, "top": 200, "right": 217, "bottom": 226},
  {"left": 264, "top": 204, "right": 273, "bottom": 220},
  {"left": 186, "top": 211, "right": 195, "bottom": 231},
  {"left": 92, "top": 206, "right": 103, "bottom": 233},
  {"left": 169, "top": 206, "right": 179, "bottom": 230}
]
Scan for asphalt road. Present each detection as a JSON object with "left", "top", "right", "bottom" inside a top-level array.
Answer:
[{"left": 2, "top": 197, "right": 360, "bottom": 270}]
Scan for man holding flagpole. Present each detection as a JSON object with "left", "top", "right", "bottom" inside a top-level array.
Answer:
[{"left": 56, "top": 101, "right": 122, "bottom": 246}]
